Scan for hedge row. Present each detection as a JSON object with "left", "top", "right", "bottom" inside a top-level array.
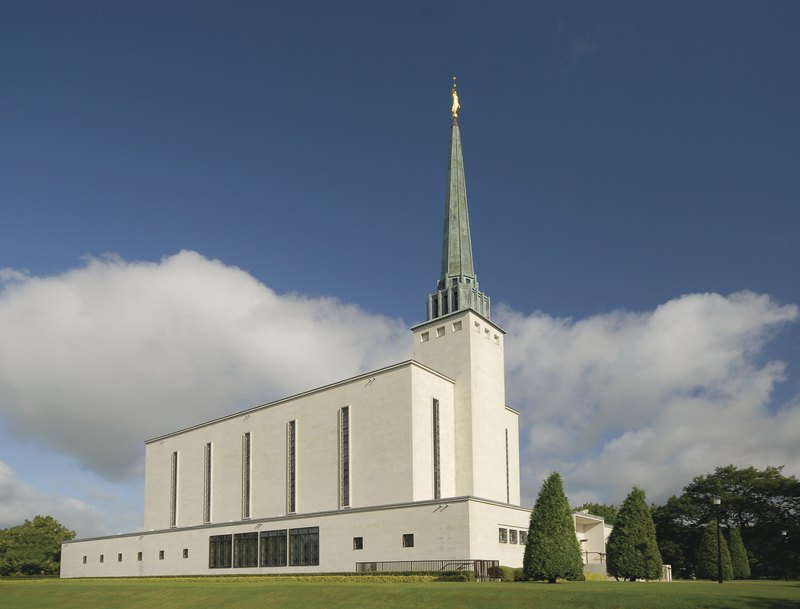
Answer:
[{"left": 54, "top": 570, "right": 475, "bottom": 583}]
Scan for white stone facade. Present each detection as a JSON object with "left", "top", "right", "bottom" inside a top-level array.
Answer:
[{"left": 61, "top": 309, "right": 537, "bottom": 577}]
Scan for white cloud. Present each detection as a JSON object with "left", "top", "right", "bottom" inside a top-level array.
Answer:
[
  {"left": 0, "top": 251, "right": 410, "bottom": 481},
  {"left": 497, "top": 291, "right": 800, "bottom": 508},
  {"left": 0, "top": 460, "right": 133, "bottom": 537},
  {"left": 2, "top": 252, "right": 798, "bottom": 524}
]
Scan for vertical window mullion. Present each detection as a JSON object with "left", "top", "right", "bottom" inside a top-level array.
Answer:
[
  {"left": 170, "top": 451, "right": 178, "bottom": 527},
  {"left": 242, "top": 433, "right": 251, "bottom": 519},
  {"left": 288, "top": 421, "right": 296, "bottom": 513},
  {"left": 433, "top": 399, "right": 440, "bottom": 500},
  {"left": 340, "top": 407, "right": 350, "bottom": 508},
  {"left": 204, "top": 442, "right": 212, "bottom": 523},
  {"left": 505, "top": 429, "right": 510, "bottom": 504}
]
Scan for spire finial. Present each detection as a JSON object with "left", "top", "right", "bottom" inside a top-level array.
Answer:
[{"left": 451, "top": 77, "right": 460, "bottom": 119}]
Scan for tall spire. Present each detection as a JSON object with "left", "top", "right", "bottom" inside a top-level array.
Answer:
[{"left": 427, "top": 80, "right": 491, "bottom": 321}]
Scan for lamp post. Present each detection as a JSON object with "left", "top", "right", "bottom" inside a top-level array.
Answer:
[
  {"left": 782, "top": 530, "right": 788, "bottom": 581},
  {"left": 713, "top": 497, "right": 722, "bottom": 584}
]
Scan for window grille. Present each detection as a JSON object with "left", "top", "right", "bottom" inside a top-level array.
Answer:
[
  {"left": 402, "top": 534, "right": 414, "bottom": 548},
  {"left": 353, "top": 537, "right": 363, "bottom": 550},
  {"left": 260, "top": 529, "right": 288, "bottom": 567},
  {"left": 289, "top": 527, "right": 319, "bottom": 566},
  {"left": 287, "top": 421, "right": 297, "bottom": 513},
  {"left": 510, "top": 530, "right": 518, "bottom": 544},
  {"left": 242, "top": 433, "right": 251, "bottom": 519},
  {"left": 203, "top": 442, "right": 212, "bottom": 523},
  {"left": 209, "top": 534, "right": 232, "bottom": 568},
  {"left": 340, "top": 407, "right": 350, "bottom": 508},
  {"left": 433, "top": 399, "right": 441, "bottom": 500},
  {"left": 519, "top": 531, "right": 528, "bottom": 544},
  {"left": 234, "top": 532, "right": 259, "bottom": 567},
  {"left": 170, "top": 451, "right": 178, "bottom": 527},
  {"left": 499, "top": 528, "right": 508, "bottom": 543}
]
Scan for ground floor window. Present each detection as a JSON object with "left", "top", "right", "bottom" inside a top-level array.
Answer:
[
  {"left": 509, "top": 530, "right": 518, "bottom": 544},
  {"left": 519, "top": 530, "right": 528, "bottom": 544},
  {"left": 499, "top": 528, "right": 508, "bottom": 543},
  {"left": 289, "top": 527, "right": 319, "bottom": 566},
  {"left": 209, "top": 534, "right": 232, "bottom": 568},
  {"left": 234, "top": 532, "right": 259, "bottom": 567},
  {"left": 261, "top": 529, "right": 288, "bottom": 567}
]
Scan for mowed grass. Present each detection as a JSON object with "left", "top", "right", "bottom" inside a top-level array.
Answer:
[{"left": 2, "top": 578, "right": 799, "bottom": 609}]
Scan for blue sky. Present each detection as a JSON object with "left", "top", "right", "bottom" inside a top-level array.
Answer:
[{"left": 1, "top": 1, "right": 799, "bottom": 537}]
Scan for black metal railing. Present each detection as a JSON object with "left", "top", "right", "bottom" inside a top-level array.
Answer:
[{"left": 355, "top": 559, "right": 500, "bottom": 581}]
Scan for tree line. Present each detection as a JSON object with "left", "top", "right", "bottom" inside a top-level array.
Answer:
[
  {"left": 0, "top": 516, "right": 75, "bottom": 576},
  {"left": 522, "top": 464, "right": 799, "bottom": 581}
]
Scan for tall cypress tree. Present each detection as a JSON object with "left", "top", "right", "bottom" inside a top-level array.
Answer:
[
  {"left": 696, "top": 520, "right": 734, "bottom": 580},
  {"left": 523, "top": 472, "right": 584, "bottom": 583},
  {"left": 606, "top": 487, "right": 663, "bottom": 581},
  {"left": 727, "top": 528, "right": 750, "bottom": 579}
]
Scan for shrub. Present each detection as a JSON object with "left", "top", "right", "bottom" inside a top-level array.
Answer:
[
  {"left": 523, "top": 472, "right": 584, "bottom": 583},
  {"left": 728, "top": 528, "right": 751, "bottom": 579},
  {"left": 513, "top": 567, "right": 526, "bottom": 581},
  {"left": 584, "top": 572, "right": 607, "bottom": 581},
  {"left": 606, "top": 487, "right": 663, "bottom": 581},
  {"left": 697, "top": 520, "right": 733, "bottom": 581},
  {"left": 498, "top": 566, "right": 515, "bottom": 582}
]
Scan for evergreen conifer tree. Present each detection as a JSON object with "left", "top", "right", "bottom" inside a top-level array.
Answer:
[
  {"left": 606, "top": 487, "right": 663, "bottom": 581},
  {"left": 523, "top": 472, "right": 584, "bottom": 583},
  {"left": 696, "top": 520, "right": 734, "bottom": 580},
  {"left": 727, "top": 528, "right": 750, "bottom": 579}
]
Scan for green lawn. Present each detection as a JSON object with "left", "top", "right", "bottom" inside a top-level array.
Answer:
[{"left": 1, "top": 578, "right": 799, "bottom": 609}]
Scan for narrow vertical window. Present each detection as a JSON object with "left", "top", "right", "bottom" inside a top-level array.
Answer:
[
  {"left": 451, "top": 289, "right": 459, "bottom": 312},
  {"left": 170, "top": 451, "right": 178, "bottom": 527},
  {"left": 204, "top": 442, "right": 212, "bottom": 523},
  {"left": 433, "top": 399, "right": 441, "bottom": 500},
  {"left": 242, "top": 433, "right": 251, "bottom": 519},
  {"left": 340, "top": 406, "right": 350, "bottom": 508},
  {"left": 287, "top": 421, "right": 296, "bottom": 513},
  {"left": 505, "top": 429, "right": 510, "bottom": 504}
]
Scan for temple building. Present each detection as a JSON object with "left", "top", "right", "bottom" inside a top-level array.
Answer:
[{"left": 60, "top": 86, "right": 609, "bottom": 579}]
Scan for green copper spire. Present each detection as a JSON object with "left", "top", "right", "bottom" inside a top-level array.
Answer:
[{"left": 427, "top": 82, "right": 490, "bottom": 321}]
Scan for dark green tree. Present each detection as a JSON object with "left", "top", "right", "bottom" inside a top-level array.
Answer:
[
  {"left": 696, "top": 520, "right": 733, "bottom": 581},
  {"left": 652, "top": 465, "right": 800, "bottom": 579},
  {"left": 573, "top": 502, "right": 618, "bottom": 526},
  {"left": 606, "top": 487, "right": 663, "bottom": 581},
  {"left": 523, "top": 472, "right": 584, "bottom": 583},
  {"left": 727, "top": 528, "right": 750, "bottom": 579},
  {"left": 0, "top": 516, "right": 75, "bottom": 576}
]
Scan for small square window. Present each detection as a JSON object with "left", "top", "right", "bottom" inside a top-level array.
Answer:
[
  {"left": 82, "top": 556, "right": 87, "bottom": 564},
  {"left": 519, "top": 531, "right": 528, "bottom": 544},
  {"left": 353, "top": 537, "right": 363, "bottom": 550},
  {"left": 137, "top": 552, "right": 143, "bottom": 561},
  {"left": 452, "top": 320, "right": 462, "bottom": 332},
  {"left": 436, "top": 326, "right": 445, "bottom": 338},
  {"left": 159, "top": 550, "right": 164, "bottom": 560},
  {"left": 402, "top": 534, "right": 414, "bottom": 548},
  {"left": 118, "top": 553, "right": 123, "bottom": 562},
  {"left": 420, "top": 331, "right": 429, "bottom": 343},
  {"left": 509, "top": 530, "right": 518, "bottom": 544},
  {"left": 183, "top": 548, "right": 188, "bottom": 559},
  {"left": 499, "top": 528, "right": 508, "bottom": 543},
  {"left": 99, "top": 555, "right": 104, "bottom": 563}
]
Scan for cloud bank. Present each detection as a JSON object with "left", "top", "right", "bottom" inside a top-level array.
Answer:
[
  {"left": 0, "top": 251, "right": 410, "bottom": 482},
  {"left": 1, "top": 251, "right": 798, "bottom": 531},
  {"left": 497, "top": 292, "right": 800, "bottom": 506}
]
